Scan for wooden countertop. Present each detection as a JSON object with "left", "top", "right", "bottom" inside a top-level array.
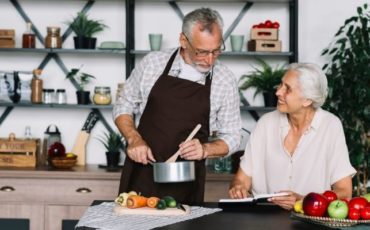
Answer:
[{"left": 0, "top": 165, "right": 234, "bottom": 181}]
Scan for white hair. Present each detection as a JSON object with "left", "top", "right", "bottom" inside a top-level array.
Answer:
[{"left": 287, "top": 63, "right": 328, "bottom": 108}]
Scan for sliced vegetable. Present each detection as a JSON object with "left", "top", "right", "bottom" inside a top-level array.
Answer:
[
  {"left": 163, "top": 196, "right": 177, "bottom": 208},
  {"left": 156, "top": 199, "right": 167, "bottom": 210},
  {"left": 115, "top": 192, "right": 130, "bottom": 207},
  {"left": 126, "top": 195, "right": 148, "bottom": 209},
  {"left": 147, "top": 197, "right": 160, "bottom": 208}
]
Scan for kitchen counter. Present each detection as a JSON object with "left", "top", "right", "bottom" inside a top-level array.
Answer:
[
  {"left": 0, "top": 165, "right": 234, "bottom": 230},
  {"left": 76, "top": 201, "right": 332, "bottom": 230}
]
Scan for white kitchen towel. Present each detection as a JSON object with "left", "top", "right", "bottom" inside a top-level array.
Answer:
[{"left": 76, "top": 202, "right": 222, "bottom": 230}]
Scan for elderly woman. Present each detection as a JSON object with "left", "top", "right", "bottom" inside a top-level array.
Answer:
[{"left": 229, "top": 63, "right": 356, "bottom": 210}]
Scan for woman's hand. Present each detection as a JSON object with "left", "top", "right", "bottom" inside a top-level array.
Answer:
[
  {"left": 268, "top": 190, "right": 303, "bottom": 210},
  {"left": 229, "top": 184, "right": 250, "bottom": 199}
]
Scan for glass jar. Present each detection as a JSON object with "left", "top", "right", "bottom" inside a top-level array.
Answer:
[
  {"left": 93, "top": 86, "right": 111, "bottom": 105},
  {"left": 45, "top": 27, "right": 62, "bottom": 48},
  {"left": 56, "top": 89, "right": 67, "bottom": 104}
]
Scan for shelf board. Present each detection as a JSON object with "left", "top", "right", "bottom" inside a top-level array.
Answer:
[
  {"left": 0, "top": 48, "right": 125, "bottom": 55},
  {"left": 131, "top": 50, "right": 293, "bottom": 57},
  {"left": 135, "top": 0, "right": 292, "bottom": 2},
  {"left": 240, "top": 106, "right": 275, "bottom": 111},
  {"left": 0, "top": 102, "right": 113, "bottom": 109}
]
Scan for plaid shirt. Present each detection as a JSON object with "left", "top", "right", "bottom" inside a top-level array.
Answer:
[{"left": 113, "top": 48, "right": 241, "bottom": 154}]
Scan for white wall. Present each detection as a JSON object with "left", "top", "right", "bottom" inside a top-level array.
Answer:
[{"left": 0, "top": 0, "right": 366, "bottom": 164}]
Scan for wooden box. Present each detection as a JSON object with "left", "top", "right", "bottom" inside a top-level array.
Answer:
[
  {"left": 247, "top": 40, "right": 282, "bottom": 52},
  {"left": 250, "top": 28, "right": 278, "bottom": 41},
  {"left": 0, "top": 133, "right": 38, "bottom": 167},
  {"left": 0, "top": 29, "right": 15, "bottom": 48}
]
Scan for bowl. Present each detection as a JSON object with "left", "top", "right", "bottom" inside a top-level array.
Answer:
[{"left": 49, "top": 157, "right": 77, "bottom": 169}]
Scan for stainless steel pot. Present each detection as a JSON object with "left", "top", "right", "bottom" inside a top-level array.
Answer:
[{"left": 152, "top": 161, "right": 195, "bottom": 183}]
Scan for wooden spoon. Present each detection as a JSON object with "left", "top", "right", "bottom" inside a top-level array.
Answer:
[{"left": 165, "top": 124, "right": 202, "bottom": 163}]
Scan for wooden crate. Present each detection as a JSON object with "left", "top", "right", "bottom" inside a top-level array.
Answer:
[
  {"left": 250, "top": 28, "right": 278, "bottom": 41},
  {"left": 247, "top": 40, "right": 282, "bottom": 52},
  {"left": 0, "top": 29, "right": 15, "bottom": 48},
  {"left": 0, "top": 134, "right": 38, "bottom": 167}
]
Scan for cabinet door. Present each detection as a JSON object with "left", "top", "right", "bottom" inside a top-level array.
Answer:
[
  {"left": 0, "top": 203, "right": 44, "bottom": 230},
  {"left": 46, "top": 205, "right": 87, "bottom": 230},
  {"left": 204, "top": 180, "right": 230, "bottom": 202}
]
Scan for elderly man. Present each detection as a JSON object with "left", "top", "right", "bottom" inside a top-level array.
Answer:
[{"left": 114, "top": 8, "right": 241, "bottom": 203}]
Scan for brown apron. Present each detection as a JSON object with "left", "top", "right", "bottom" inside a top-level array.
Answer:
[{"left": 119, "top": 50, "right": 211, "bottom": 203}]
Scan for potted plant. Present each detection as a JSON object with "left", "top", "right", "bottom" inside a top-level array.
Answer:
[
  {"left": 239, "top": 59, "right": 286, "bottom": 107},
  {"left": 66, "top": 67, "right": 95, "bottom": 104},
  {"left": 322, "top": 4, "right": 370, "bottom": 195},
  {"left": 98, "top": 131, "right": 124, "bottom": 168},
  {"left": 66, "top": 12, "right": 107, "bottom": 49}
]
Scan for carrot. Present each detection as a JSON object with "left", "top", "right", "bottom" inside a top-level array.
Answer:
[
  {"left": 147, "top": 197, "right": 160, "bottom": 208},
  {"left": 126, "top": 195, "right": 148, "bottom": 209}
]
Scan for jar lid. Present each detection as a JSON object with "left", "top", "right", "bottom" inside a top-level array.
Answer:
[
  {"left": 94, "top": 86, "right": 111, "bottom": 93},
  {"left": 47, "top": 26, "right": 60, "bottom": 34}
]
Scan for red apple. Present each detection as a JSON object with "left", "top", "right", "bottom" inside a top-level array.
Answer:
[
  {"left": 360, "top": 206, "right": 370, "bottom": 220},
  {"left": 303, "top": 192, "right": 329, "bottom": 217},
  {"left": 349, "top": 197, "right": 368, "bottom": 211},
  {"left": 323, "top": 190, "right": 337, "bottom": 202},
  {"left": 348, "top": 207, "right": 361, "bottom": 220}
]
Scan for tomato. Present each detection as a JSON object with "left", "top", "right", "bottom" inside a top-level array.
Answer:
[
  {"left": 348, "top": 207, "right": 361, "bottom": 220},
  {"left": 257, "top": 23, "right": 265, "bottom": 28},
  {"left": 252, "top": 24, "right": 258, "bottom": 28},
  {"left": 272, "top": 21, "right": 280, "bottom": 29},
  {"left": 360, "top": 207, "right": 370, "bottom": 220},
  {"left": 264, "top": 20, "right": 273, "bottom": 28}
]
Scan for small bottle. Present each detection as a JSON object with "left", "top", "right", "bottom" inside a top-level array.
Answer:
[
  {"left": 56, "top": 89, "right": 67, "bottom": 104},
  {"left": 31, "top": 69, "right": 43, "bottom": 103},
  {"left": 24, "top": 126, "right": 32, "bottom": 140},
  {"left": 45, "top": 27, "right": 62, "bottom": 48},
  {"left": 22, "top": 22, "right": 36, "bottom": 48}
]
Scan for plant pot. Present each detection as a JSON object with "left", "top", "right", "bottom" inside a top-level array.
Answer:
[
  {"left": 76, "top": 91, "right": 91, "bottom": 104},
  {"left": 263, "top": 91, "right": 278, "bottom": 107},
  {"left": 106, "top": 151, "right": 120, "bottom": 167},
  {"left": 73, "top": 36, "right": 97, "bottom": 49}
]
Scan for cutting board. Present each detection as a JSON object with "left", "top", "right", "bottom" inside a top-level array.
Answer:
[{"left": 114, "top": 205, "right": 190, "bottom": 216}]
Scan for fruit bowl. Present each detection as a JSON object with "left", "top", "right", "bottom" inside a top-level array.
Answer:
[
  {"left": 291, "top": 212, "right": 370, "bottom": 228},
  {"left": 49, "top": 156, "right": 77, "bottom": 169}
]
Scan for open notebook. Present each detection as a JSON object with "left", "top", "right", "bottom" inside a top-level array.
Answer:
[{"left": 219, "top": 192, "right": 289, "bottom": 203}]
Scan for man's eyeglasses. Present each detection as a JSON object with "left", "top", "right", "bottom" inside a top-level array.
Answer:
[{"left": 183, "top": 33, "right": 225, "bottom": 57}]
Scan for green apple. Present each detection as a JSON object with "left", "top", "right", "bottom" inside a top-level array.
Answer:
[
  {"left": 362, "top": 193, "right": 370, "bottom": 202},
  {"left": 327, "top": 200, "right": 348, "bottom": 219}
]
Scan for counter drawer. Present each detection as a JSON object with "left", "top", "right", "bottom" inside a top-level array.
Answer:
[{"left": 0, "top": 178, "right": 119, "bottom": 205}]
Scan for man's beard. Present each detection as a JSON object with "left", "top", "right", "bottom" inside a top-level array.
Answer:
[{"left": 192, "top": 61, "right": 212, "bottom": 73}]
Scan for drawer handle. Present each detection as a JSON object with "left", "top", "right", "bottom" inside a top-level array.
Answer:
[
  {"left": 1, "top": 186, "right": 15, "bottom": 192},
  {"left": 76, "top": 187, "right": 92, "bottom": 193}
]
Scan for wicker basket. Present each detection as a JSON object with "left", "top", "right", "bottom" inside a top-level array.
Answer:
[
  {"left": 49, "top": 157, "right": 77, "bottom": 169},
  {"left": 291, "top": 211, "right": 370, "bottom": 228}
]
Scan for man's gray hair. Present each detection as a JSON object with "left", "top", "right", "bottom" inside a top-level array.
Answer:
[
  {"left": 182, "top": 8, "right": 223, "bottom": 41},
  {"left": 287, "top": 63, "right": 328, "bottom": 108}
]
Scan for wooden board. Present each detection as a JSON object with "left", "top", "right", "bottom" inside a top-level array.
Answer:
[
  {"left": 114, "top": 204, "right": 190, "bottom": 216},
  {"left": 247, "top": 40, "right": 282, "bottom": 52},
  {"left": 250, "top": 28, "right": 279, "bottom": 40}
]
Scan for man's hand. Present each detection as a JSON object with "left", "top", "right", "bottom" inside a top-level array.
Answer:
[
  {"left": 127, "top": 136, "right": 156, "bottom": 165},
  {"left": 179, "top": 138, "right": 204, "bottom": 160},
  {"left": 268, "top": 190, "right": 303, "bottom": 210}
]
